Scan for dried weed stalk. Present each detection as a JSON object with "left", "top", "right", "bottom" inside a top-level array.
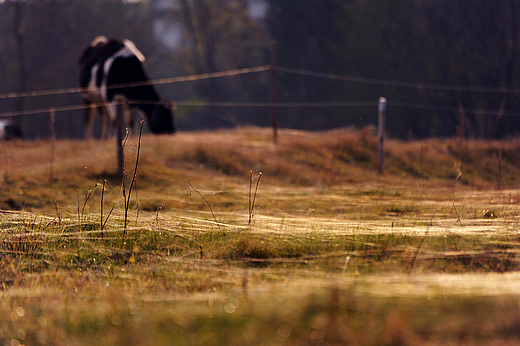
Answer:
[
  {"left": 122, "top": 120, "right": 144, "bottom": 233},
  {"left": 186, "top": 181, "right": 219, "bottom": 228},
  {"left": 248, "top": 170, "right": 262, "bottom": 225}
]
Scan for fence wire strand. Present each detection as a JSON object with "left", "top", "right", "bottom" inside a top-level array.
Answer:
[
  {"left": 0, "top": 65, "right": 271, "bottom": 101},
  {"left": 277, "top": 66, "right": 520, "bottom": 93},
  {"left": 1, "top": 64, "right": 520, "bottom": 119}
]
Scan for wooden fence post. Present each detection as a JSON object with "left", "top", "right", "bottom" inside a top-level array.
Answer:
[
  {"left": 270, "top": 40, "right": 278, "bottom": 145},
  {"left": 378, "top": 97, "right": 386, "bottom": 174},
  {"left": 116, "top": 100, "right": 124, "bottom": 176},
  {"left": 49, "top": 108, "right": 55, "bottom": 182}
]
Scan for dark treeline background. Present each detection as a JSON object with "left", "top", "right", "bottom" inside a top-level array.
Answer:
[{"left": 1, "top": 0, "right": 520, "bottom": 139}]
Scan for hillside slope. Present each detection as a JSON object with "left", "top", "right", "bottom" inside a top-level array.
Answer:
[{"left": 1, "top": 126, "right": 519, "bottom": 215}]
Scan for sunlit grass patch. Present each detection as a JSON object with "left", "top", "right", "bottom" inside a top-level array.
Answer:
[
  {"left": 3, "top": 127, "right": 520, "bottom": 344},
  {"left": 2, "top": 269, "right": 520, "bottom": 345},
  {"left": 0, "top": 208, "right": 520, "bottom": 345}
]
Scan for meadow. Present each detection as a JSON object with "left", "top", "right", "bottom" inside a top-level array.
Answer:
[{"left": 2, "top": 126, "right": 520, "bottom": 345}]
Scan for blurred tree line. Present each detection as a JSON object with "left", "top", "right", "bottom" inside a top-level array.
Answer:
[{"left": 0, "top": 0, "right": 519, "bottom": 139}]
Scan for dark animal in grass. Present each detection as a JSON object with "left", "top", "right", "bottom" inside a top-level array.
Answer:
[
  {"left": 0, "top": 120, "right": 22, "bottom": 140},
  {"left": 79, "top": 36, "right": 175, "bottom": 139}
]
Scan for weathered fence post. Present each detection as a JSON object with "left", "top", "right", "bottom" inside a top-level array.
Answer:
[
  {"left": 116, "top": 100, "right": 124, "bottom": 176},
  {"left": 270, "top": 40, "right": 278, "bottom": 145},
  {"left": 378, "top": 97, "right": 386, "bottom": 174},
  {"left": 49, "top": 108, "right": 56, "bottom": 182}
]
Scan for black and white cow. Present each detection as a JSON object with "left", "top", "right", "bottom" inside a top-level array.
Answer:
[{"left": 79, "top": 36, "right": 175, "bottom": 139}]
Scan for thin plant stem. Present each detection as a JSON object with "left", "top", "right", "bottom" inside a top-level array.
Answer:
[
  {"left": 100, "top": 179, "right": 106, "bottom": 238},
  {"left": 155, "top": 204, "right": 163, "bottom": 228},
  {"left": 410, "top": 228, "right": 429, "bottom": 274},
  {"left": 248, "top": 170, "right": 252, "bottom": 224},
  {"left": 77, "top": 189, "right": 80, "bottom": 225},
  {"left": 134, "top": 180, "right": 140, "bottom": 226},
  {"left": 135, "top": 202, "right": 140, "bottom": 226},
  {"left": 102, "top": 205, "right": 115, "bottom": 230},
  {"left": 453, "top": 201, "right": 463, "bottom": 227},
  {"left": 123, "top": 120, "right": 144, "bottom": 233},
  {"left": 81, "top": 183, "right": 100, "bottom": 222},
  {"left": 54, "top": 200, "right": 61, "bottom": 226},
  {"left": 120, "top": 126, "right": 130, "bottom": 226},
  {"left": 249, "top": 171, "right": 262, "bottom": 225},
  {"left": 186, "top": 180, "right": 219, "bottom": 228}
]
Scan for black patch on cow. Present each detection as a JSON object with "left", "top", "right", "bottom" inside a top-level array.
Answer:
[{"left": 79, "top": 39, "right": 125, "bottom": 89}]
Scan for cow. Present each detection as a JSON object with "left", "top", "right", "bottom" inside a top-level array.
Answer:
[{"left": 79, "top": 36, "right": 175, "bottom": 139}]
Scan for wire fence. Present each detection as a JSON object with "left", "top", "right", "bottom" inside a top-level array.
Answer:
[
  {"left": 1, "top": 62, "right": 517, "bottom": 178},
  {"left": 1, "top": 64, "right": 520, "bottom": 120},
  {"left": 0, "top": 65, "right": 271, "bottom": 101},
  {"left": 276, "top": 66, "right": 520, "bottom": 94}
]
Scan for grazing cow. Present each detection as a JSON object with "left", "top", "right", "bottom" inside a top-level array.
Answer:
[{"left": 79, "top": 36, "right": 175, "bottom": 139}]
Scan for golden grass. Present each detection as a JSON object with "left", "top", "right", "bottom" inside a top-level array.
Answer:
[
  {"left": 2, "top": 126, "right": 520, "bottom": 214},
  {"left": 2, "top": 127, "right": 520, "bottom": 344}
]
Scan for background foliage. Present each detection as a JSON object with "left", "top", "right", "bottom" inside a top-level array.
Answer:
[{"left": 1, "top": 0, "right": 520, "bottom": 139}]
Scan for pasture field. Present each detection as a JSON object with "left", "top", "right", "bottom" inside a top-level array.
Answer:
[{"left": 2, "top": 127, "right": 520, "bottom": 345}]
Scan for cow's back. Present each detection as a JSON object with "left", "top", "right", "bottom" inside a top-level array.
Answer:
[{"left": 79, "top": 38, "right": 126, "bottom": 89}]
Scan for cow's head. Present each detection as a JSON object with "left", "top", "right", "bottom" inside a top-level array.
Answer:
[{"left": 149, "top": 103, "right": 175, "bottom": 134}]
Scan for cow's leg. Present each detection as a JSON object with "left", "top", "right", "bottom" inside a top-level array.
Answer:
[
  {"left": 84, "top": 102, "right": 96, "bottom": 140},
  {"left": 98, "top": 106, "right": 111, "bottom": 139},
  {"left": 126, "top": 108, "right": 135, "bottom": 136},
  {"left": 107, "top": 96, "right": 127, "bottom": 139}
]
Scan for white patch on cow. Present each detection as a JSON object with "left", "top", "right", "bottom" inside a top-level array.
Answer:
[
  {"left": 100, "top": 44, "right": 142, "bottom": 121},
  {"left": 90, "top": 35, "right": 108, "bottom": 47},
  {"left": 106, "top": 100, "right": 121, "bottom": 125},
  {"left": 82, "top": 64, "right": 104, "bottom": 103},
  {"left": 123, "top": 39, "right": 146, "bottom": 62}
]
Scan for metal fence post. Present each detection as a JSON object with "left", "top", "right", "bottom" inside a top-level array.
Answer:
[{"left": 378, "top": 97, "right": 386, "bottom": 174}]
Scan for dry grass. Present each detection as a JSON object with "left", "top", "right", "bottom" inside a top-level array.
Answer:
[
  {"left": 2, "top": 127, "right": 520, "bottom": 344},
  {"left": 3, "top": 126, "right": 520, "bottom": 215}
]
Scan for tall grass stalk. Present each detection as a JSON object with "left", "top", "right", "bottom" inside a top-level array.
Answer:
[
  {"left": 102, "top": 205, "right": 115, "bottom": 231},
  {"left": 122, "top": 120, "right": 144, "bottom": 233},
  {"left": 410, "top": 228, "right": 429, "bottom": 273},
  {"left": 248, "top": 171, "right": 252, "bottom": 223},
  {"left": 54, "top": 201, "right": 61, "bottom": 226},
  {"left": 76, "top": 189, "right": 80, "bottom": 225},
  {"left": 100, "top": 179, "right": 106, "bottom": 238},
  {"left": 186, "top": 180, "right": 219, "bottom": 228},
  {"left": 81, "top": 183, "right": 101, "bottom": 222},
  {"left": 248, "top": 171, "right": 262, "bottom": 225},
  {"left": 155, "top": 204, "right": 163, "bottom": 228},
  {"left": 453, "top": 202, "right": 463, "bottom": 227}
]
